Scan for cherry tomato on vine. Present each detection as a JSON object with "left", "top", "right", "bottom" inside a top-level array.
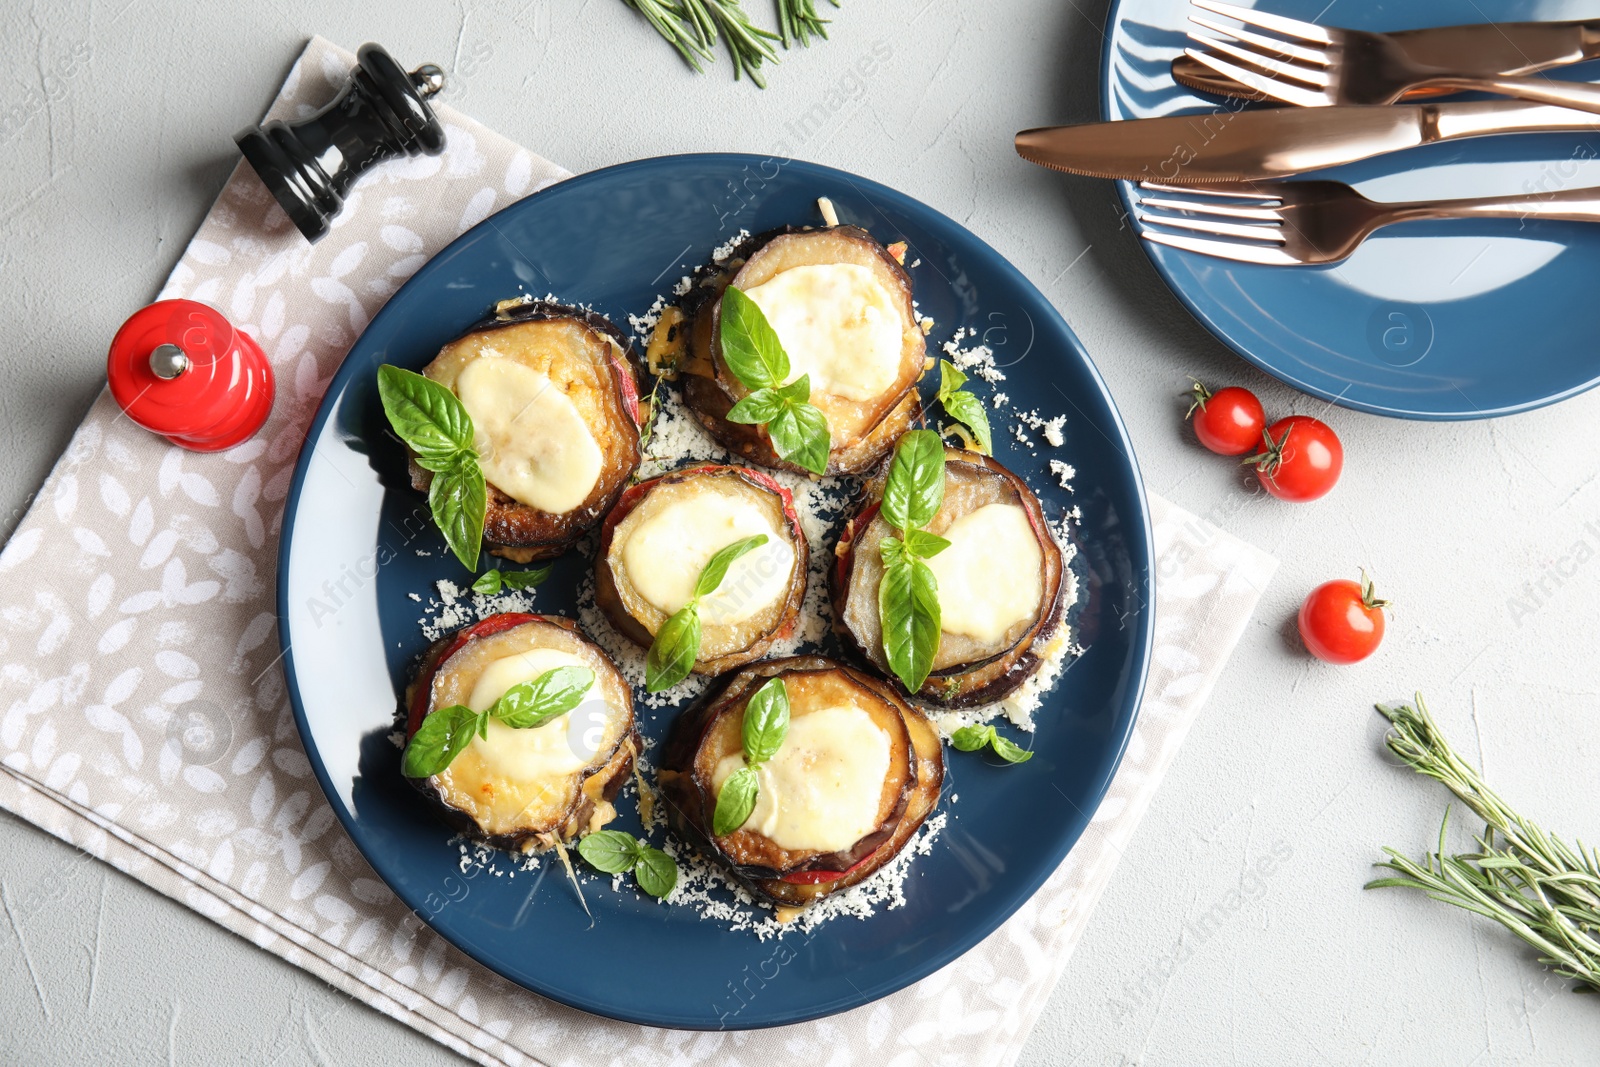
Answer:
[
  {"left": 1299, "top": 572, "right": 1388, "bottom": 664},
  {"left": 1246, "top": 415, "right": 1342, "bottom": 501},
  {"left": 1186, "top": 381, "right": 1265, "bottom": 456}
]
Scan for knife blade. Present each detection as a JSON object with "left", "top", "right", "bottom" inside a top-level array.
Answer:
[
  {"left": 1016, "top": 100, "right": 1600, "bottom": 184},
  {"left": 1173, "top": 19, "right": 1600, "bottom": 102}
]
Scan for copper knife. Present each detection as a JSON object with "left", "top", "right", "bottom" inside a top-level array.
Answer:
[
  {"left": 1173, "top": 18, "right": 1600, "bottom": 102},
  {"left": 1015, "top": 100, "right": 1600, "bottom": 184}
]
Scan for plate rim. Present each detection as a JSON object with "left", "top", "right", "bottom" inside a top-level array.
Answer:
[
  {"left": 1097, "top": 0, "right": 1600, "bottom": 421},
  {"left": 275, "top": 150, "right": 1156, "bottom": 1028}
]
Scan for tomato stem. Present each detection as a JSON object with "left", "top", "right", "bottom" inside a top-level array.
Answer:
[
  {"left": 1360, "top": 569, "right": 1391, "bottom": 611},
  {"left": 1185, "top": 378, "right": 1213, "bottom": 419},
  {"left": 1243, "top": 424, "right": 1290, "bottom": 482}
]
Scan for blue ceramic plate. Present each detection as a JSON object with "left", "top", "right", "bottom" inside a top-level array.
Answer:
[
  {"left": 277, "top": 154, "right": 1153, "bottom": 1029},
  {"left": 1105, "top": 0, "right": 1600, "bottom": 419}
]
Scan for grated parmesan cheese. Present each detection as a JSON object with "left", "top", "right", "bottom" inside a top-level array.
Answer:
[
  {"left": 627, "top": 293, "right": 671, "bottom": 345},
  {"left": 711, "top": 229, "right": 751, "bottom": 265},
  {"left": 417, "top": 577, "right": 544, "bottom": 642},
  {"left": 663, "top": 810, "right": 950, "bottom": 941},
  {"left": 1014, "top": 408, "right": 1066, "bottom": 448},
  {"left": 942, "top": 328, "right": 1005, "bottom": 384}
]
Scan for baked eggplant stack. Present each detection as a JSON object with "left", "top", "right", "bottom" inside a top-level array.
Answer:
[
  {"left": 659, "top": 655, "right": 943, "bottom": 911},
  {"left": 596, "top": 464, "right": 807, "bottom": 678},
  {"left": 402, "top": 613, "right": 637, "bottom": 851},
  {"left": 833, "top": 445, "right": 1067, "bottom": 707},
  {"left": 674, "top": 225, "right": 927, "bottom": 475},
  {"left": 413, "top": 300, "right": 645, "bottom": 562}
]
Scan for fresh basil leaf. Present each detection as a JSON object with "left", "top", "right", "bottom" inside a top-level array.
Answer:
[
  {"left": 942, "top": 387, "right": 994, "bottom": 456},
  {"left": 774, "top": 374, "right": 811, "bottom": 404},
  {"left": 950, "top": 723, "right": 992, "bottom": 752},
  {"left": 492, "top": 666, "right": 594, "bottom": 729},
  {"left": 767, "top": 397, "right": 831, "bottom": 476},
  {"left": 576, "top": 829, "right": 642, "bottom": 874},
  {"left": 377, "top": 365, "right": 476, "bottom": 463},
  {"left": 881, "top": 429, "right": 946, "bottom": 533},
  {"left": 879, "top": 550, "right": 941, "bottom": 694},
  {"left": 501, "top": 565, "right": 552, "bottom": 590},
  {"left": 725, "top": 386, "right": 788, "bottom": 425},
  {"left": 879, "top": 533, "right": 908, "bottom": 570},
  {"left": 430, "top": 455, "right": 486, "bottom": 571},
  {"left": 401, "top": 705, "right": 481, "bottom": 778},
  {"left": 634, "top": 846, "right": 678, "bottom": 898},
  {"left": 412, "top": 450, "right": 467, "bottom": 476},
  {"left": 725, "top": 371, "right": 829, "bottom": 475},
  {"left": 939, "top": 358, "right": 969, "bottom": 397},
  {"left": 694, "top": 534, "right": 769, "bottom": 600},
  {"left": 646, "top": 604, "right": 701, "bottom": 693},
  {"left": 903, "top": 528, "right": 951, "bottom": 560},
  {"left": 989, "top": 732, "right": 1034, "bottom": 764},
  {"left": 741, "top": 677, "right": 790, "bottom": 766},
  {"left": 949, "top": 723, "right": 1033, "bottom": 764},
  {"left": 473, "top": 565, "right": 553, "bottom": 596},
  {"left": 712, "top": 766, "right": 760, "bottom": 838},
  {"left": 719, "top": 286, "right": 788, "bottom": 390}
]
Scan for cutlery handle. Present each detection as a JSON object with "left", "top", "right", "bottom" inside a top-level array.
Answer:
[
  {"left": 1427, "top": 75, "right": 1600, "bottom": 117},
  {"left": 1385, "top": 185, "right": 1600, "bottom": 226},
  {"left": 1427, "top": 100, "right": 1600, "bottom": 142}
]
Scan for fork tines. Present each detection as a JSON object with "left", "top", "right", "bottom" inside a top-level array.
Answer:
[
  {"left": 1134, "top": 182, "right": 1297, "bottom": 265},
  {"left": 1191, "top": 0, "right": 1333, "bottom": 45},
  {"left": 1185, "top": 0, "right": 1336, "bottom": 107}
]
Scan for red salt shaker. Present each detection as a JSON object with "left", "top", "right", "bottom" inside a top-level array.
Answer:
[{"left": 106, "top": 299, "right": 274, "bottom": 452}]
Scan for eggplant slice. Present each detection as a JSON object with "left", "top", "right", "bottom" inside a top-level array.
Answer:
[
  {"left": 833, "top": 446, "right": 1066, "bottom": 708},
  {"left": 404, "top": 613, "right": 637, "bottom": 851},
  {"left": 413, "top": 300, "right": 646, "bottom": 562},
  {"left": 597, "top": 464, "right": 807, "bottom": 677},
  {"left": 680, "top": 226, "right": 926, "bottom": 476},
  {"left": 659, "top": 656, "right": 944, "bottom": 910}
]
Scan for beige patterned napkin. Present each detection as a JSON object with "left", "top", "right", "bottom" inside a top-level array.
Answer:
[{"left": 0, "top": 37, "right": 1277, "bottom": 1067}]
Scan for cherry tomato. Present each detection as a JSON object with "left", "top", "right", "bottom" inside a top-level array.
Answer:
[
  {"left": 1247, "top": 415, "right": 1342, "bottom": 501},
  {"left": 1299, "top": 573, "right": 1388, "bottom": 664},
  {"left": 1187, "top": 381, "right": 1265, "bottom": 456}
]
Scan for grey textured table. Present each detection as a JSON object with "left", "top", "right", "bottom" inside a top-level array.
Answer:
[{"left": 3, "top": 2, "right": 1599, "bottom": 1063}]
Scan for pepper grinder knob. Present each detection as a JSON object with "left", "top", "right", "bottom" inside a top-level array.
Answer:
[
  {"left": 234, "top": 43, "right": 447, "bottom": 244},
  {"left": 149, "top": 343, "right": 191, "bottom": 380},
  {"left": 107, "top": 300, "right": 275, "bottom": 452}
]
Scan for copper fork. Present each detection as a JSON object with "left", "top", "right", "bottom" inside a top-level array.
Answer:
[
  {"left": 1185, "top": 0, "right": 1600, "bottom": 117},
  {"left": 1135, "top": 179, "right": 1600, "bottom": 265},
  {"left": 1173, "top": 16, "right": 1600, "bottom": 102}
]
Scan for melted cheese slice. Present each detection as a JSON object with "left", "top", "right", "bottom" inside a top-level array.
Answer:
[
  {"left": 454, "top": 356, "right": 603, "bottom": 514},
  {"left": 925, "top": 502, "right": 1044, "bottom": 644},
  {"left": 620, "top": 493, "right": 795, "bottom": 625},
  {"left": 460, "top": 648, "right": 598, "bottom": 782},
  {"left": 711, "top": 703, "right": 891, "bottom": 852},
  {"left": 742, "top": 264, "right": 904, "bottom": 402}
]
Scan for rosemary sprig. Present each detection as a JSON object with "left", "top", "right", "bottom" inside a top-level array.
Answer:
[
  {"left": 777, "top": 0, "right": 838, "bottom": 47},
  {"left": 1367, "top": 695, "right": 1600, "bottom": 992},
  {"left": 623, "top": 0, "right": 715, "bottom": 71},
  {"left": 623, "top": 0, "right": 840, "bottom": 84},
  {"left": 686, "top": 0, "right": 781, "bottom": 85}
]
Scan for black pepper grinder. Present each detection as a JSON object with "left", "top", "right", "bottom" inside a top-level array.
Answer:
[{"left": 235, "top": 43, "right": 447, "bottom": 243}]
